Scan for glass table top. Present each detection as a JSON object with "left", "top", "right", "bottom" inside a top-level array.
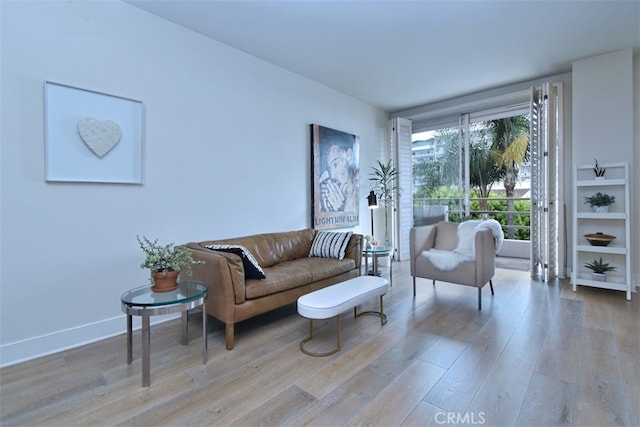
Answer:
[
  {"left": 121, "top": 281, "right": 207, "bottom": 307},
  {"left": 363, "top": 247, "right": 392, "bottom": 254}
]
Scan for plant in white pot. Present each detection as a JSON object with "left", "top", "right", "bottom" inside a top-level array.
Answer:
[
  {"left": 137, "top": 235, "right": 203, "bottom": 292},
  {"left": 592, "top": 158, "right": 606, "bottom": 179},
  {"left": 584, "top": 192, "right": 615, "bottom": 213},
  {"left": 369, "top": 160, "right": 400, "bottom": 249},
  {"left": 584, "top": 257, "right": 616, "bottom": 282}
]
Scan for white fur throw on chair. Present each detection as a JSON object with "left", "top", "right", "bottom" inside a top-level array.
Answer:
[{"left": 422, "top": 219, "right": 504, "bottom": 271}]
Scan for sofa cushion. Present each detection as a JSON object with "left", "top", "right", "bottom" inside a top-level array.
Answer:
[
  {"left": 415, "top": 252, "right": 478, "bottom": 286},
  {"left": 205, "top": 244, "right": 266, "bottom": 279},
  {"left": 309, "top": 231, "right": 352, "bottom": 260},
  {"left": 245, "top": 257, "right": 356, "bottom": 299},
  {"left": 201, "top": 228, "right": 316, "bottom": 268},
  {"left": 434, "top": 221, "right": 459, "bottom": 251}
]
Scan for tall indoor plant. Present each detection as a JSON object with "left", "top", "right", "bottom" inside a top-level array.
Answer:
[{"left": 369, "top": 160, "right": 400, "bottom": 248}]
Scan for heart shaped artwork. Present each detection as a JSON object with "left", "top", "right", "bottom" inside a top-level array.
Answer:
[{"left": 77, "top": 117, "right": 122, "bottom": 158}]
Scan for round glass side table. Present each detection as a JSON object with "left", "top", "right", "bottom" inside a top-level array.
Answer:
[
  {"left": 362, "top": 247, "right": 393, "bottom": 286},
  {"left": 121, "top": 281, "right": 208, "bottom": 387}
]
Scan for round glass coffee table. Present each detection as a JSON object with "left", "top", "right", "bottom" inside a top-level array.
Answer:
[
  {"left": 121, "top": 281, "right": 208, "bottom": 387},
  {"left": 362, "top": 247, "right": 393, "bottom": 286}
]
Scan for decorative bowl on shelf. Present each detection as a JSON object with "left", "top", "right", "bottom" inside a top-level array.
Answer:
[{"left": 584, "top": 232, "right": 616, "bottom": 247}]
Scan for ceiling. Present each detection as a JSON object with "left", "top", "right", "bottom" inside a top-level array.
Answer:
[{"left": 126, "top": 0, "right": 640, "bottom": 112}]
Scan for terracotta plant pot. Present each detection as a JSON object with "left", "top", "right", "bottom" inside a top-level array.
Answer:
[{"left": 152, "top": 271, "right": 179, "bottom": 292}]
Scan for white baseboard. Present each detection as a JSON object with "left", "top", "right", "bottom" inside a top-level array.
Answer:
[{"left": 0, "top": 313, "right": 179, "bottom": 368}]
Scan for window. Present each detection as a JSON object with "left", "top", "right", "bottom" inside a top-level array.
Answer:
[{"left": 392, "top": 79, "right": 564, "bottom": 278}]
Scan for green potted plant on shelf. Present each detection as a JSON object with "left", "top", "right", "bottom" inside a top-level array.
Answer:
[
  {"left": 584, "top": 257, "right": 616, "bottom": 282},
  {"left": 593, "top": 158, "right": 606, "bottom": 178},
  {"left": 583, "top": 192, "right": 615, "bottom": 213},
  {"left": 137, "top": 235, "right": 203, "bottom": 292}
]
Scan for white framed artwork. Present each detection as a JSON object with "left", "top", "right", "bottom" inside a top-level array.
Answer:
[{"left": 44, "top": 81, "right": 143, "bottom": 184}]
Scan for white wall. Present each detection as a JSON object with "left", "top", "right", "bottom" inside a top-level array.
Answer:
[
  {"left": 635, "top": 54, "right": 640, "bottom": 291},
  {"left": 571, "top": 49, "right": 637, "bottom": 286},
  {"left": 572, "top": 49, "right": 634, "bottom": 164},
  {"left": 0, "top": 1, "right": 388, "bottom": 366}
]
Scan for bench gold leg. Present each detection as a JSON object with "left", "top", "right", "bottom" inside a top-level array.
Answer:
[
  {"left": 300, "top": 317, "right": 341, "bottom": 357},
  {"left": 354, "top": 295, "right": 388, "bottom": 326}
]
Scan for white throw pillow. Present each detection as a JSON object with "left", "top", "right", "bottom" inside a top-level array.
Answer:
[{"left": 309, "top": 231, "right": 352, "bottom": 260}]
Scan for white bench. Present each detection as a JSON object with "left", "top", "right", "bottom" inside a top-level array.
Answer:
[{"left": 297, "top": 276, "right": 389, "bottom": 357}]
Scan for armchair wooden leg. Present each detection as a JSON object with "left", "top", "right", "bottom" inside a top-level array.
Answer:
[
  {"left": 432, "top": 279, "right": 436, "bottom": 286},
  {"left": 225, "top": 323, "right": 234, "bottom": 350},
  {"left": 489, "top": 280, "right": 494, "bottom": 295},
  {"left": 478, "top": 287, "right": 482, "bottom": 310},
  {"left": 413, "top": 277, "right": 416, "bottom": 297}
]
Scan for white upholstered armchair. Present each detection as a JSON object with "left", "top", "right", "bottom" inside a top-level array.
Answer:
[{"left": 410, "top": 220, "right": 502, "bottom": 310}]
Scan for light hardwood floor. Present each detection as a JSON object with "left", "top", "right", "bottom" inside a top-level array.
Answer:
[{"left": 1, "top": 262, "right": 639, "bottom": 426}]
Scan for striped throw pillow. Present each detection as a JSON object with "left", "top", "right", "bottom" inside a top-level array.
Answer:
[{"left": 309, "top": 231, "right": 353, "bottom": 260}]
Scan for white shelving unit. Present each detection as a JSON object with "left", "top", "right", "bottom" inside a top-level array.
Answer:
[{"left": 572, "top": 162, "right": 631, "bottom": 300}]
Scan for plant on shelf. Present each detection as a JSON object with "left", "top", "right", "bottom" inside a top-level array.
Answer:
[
  {"left": 593, "top": 158, "right": 606, "bottom": 178},
  {"left": 583, "top": 192, "right": 615, "bottom": 212},
  {"left": 137, "top": 235, "right": 203, "bottom": 291},
  {"left": 584, "top": 257, "right": 616, "bottom": 282}
]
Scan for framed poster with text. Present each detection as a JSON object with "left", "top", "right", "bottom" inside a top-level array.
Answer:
[{"left": 311, "top": 124, "right": 359, "bottom": 230}]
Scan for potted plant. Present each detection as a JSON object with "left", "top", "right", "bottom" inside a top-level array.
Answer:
[
  {"left": 584, "top": 192, "right": 615, "bottom": 213},
  {"left": 584, "top": 257, "right": 616, "bottom": 282},
  {"left": 137, "top": 235, "right": 203, "bottom": 292},
  {"left": 369, "top": 160, "right": 400, "bottom": 248},
  {"left": 593, "top": 158, "right": 606, "bottom": 179}
]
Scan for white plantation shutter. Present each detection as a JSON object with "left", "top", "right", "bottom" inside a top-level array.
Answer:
[
  {"left": 530, "top": 86, "right": 541, "bottom": 277},
  {"left": 391, "top": 117, "right": 412, "bottom": 261},
  {"left": 530, "top": 83, "right": 559, "bottom": 281}
]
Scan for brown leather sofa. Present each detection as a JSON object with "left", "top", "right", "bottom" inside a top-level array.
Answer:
[{"left": 184, "top": 228, "right": 362, "bottom": 349}]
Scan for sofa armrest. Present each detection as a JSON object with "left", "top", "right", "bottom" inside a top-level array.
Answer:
[
  {"left": 343, "top": 233, "right": 363, "bottom": 269},
  {"left": 474, "top": 229, "right": 496, "bottom": 286},
  {"left": 184, "top": 243, "right": 247, "bottom": 307},
  {"left": 410, "top": 225, "right": 437, "bottom": 275}
]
